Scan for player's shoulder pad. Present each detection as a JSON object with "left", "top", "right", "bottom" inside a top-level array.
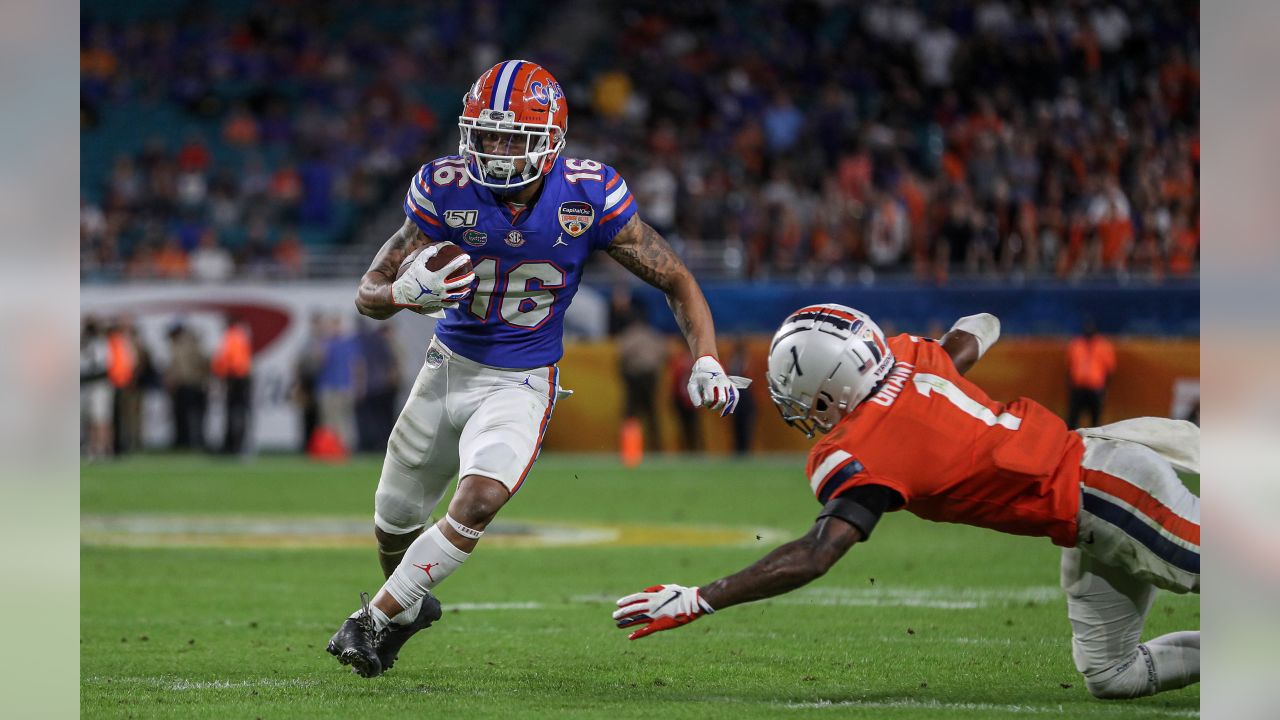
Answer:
[
  {"left": 806, "top": 439, "right": 868, "bottom": 504},
  {"left": 406, "top": 156, "right": 470, "bottom": 234},
  {"left": 559, "top": 157, "right": 622, "bottom": 197}
]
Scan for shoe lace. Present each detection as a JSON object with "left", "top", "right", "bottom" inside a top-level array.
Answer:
[{"left": 357, "top": 592, "right": 389, "bottom": 644}]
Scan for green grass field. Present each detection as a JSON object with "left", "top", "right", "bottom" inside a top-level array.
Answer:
[{"left": 81, "top": 454, "right": 1199, "bottom": 719}]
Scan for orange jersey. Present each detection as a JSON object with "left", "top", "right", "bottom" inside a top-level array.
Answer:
[{"left": 806, "top": 335, "right": 1084, "bottom": 546}]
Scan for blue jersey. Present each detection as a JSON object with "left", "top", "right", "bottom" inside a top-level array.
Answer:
[{"left": 403, "top": 155, "right": 637, "bottom": 369}]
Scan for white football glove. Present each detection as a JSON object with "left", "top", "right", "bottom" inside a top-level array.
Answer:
[
  {"left": 687, "top": 355, "right": 752, "bottom": 416},
  {"left": 390, "top": 244, "right": 475, "bottom": 314},
  {"left": 613, "top": 584, "right": 714, "bottom": 640},
  {"left": 948, "top": 313, "right": 1001, "bottom": 358}
]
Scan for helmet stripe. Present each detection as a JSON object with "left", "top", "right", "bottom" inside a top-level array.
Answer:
[
  {"left": 793, "top": 305, "right": 860, "bottom": 322},
  {"left": 486, "top": 62, "right": 507, "bottom": 110},
  {"left": 493, "top": 60, "right": 523, "bottom": 112}
]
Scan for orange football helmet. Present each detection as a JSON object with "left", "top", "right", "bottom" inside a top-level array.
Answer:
[{"left": 459, "top": 60, "right": 568, "bottom": 191}]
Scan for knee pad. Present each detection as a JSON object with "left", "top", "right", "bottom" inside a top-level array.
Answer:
[
  {"left": 461, "top": 443, "right": 522, "bottom": 491},
  {"left": 1083, "top": 645, "right": 1157, "bottom": 700},
  {"left": 374, "top": 486, "right": 427, "bottom": 536}
]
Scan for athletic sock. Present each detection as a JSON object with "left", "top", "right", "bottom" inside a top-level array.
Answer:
[
  {"left": 1146, "top": 630, "right": 1200, "bottom": 692},
  {"left": 381, "top": 525, "right": 469, "bottom": 617},
  {"left": 348, "top": 603, "right": 394, "bottom": 632},
  {"left": 391, "top": 599, "right": 423, "bottom": 626}
]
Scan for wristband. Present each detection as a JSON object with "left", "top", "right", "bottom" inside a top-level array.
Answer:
[{"left": 949, "top": 313, "right": 1001, "bottom": 358}]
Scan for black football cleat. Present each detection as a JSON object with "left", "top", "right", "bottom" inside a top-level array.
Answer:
[
  {"left": 376, "top": 594, "right": 444, "bottom": 672},
  {"left": 326, "top": 593, "right": 385, "bottom": 678}
]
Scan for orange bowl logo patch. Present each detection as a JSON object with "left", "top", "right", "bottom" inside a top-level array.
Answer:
[{"left": 558, "top": 201, "right": 594, "bottom": 238}]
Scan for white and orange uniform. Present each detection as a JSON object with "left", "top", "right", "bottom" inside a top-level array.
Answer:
[{"left": 806, "top": 334, "right": 1199, "bottom": 694}]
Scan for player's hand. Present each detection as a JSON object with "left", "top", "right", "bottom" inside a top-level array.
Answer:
[
  {"left": 390, "top": 245, "right": 475, "bottom": 313},
  {"left": 613, "top": 584, "right": 714, "bottom": 640},
  {"left": 687, "top": 356, "right": 751, "bottom": 416}
]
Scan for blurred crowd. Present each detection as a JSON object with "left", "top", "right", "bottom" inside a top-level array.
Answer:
[
  {"left": 79, "top": 315, "right": 254, "bottom": 459},
  {"left": 81, "top": 0, "right": 1198, "bottom": 282},
  {"left": 79, "top": 311, "right": 403, "bottom": 459},
  {"left": 611, "top": 291, "right": 759, "bottom": 455}
]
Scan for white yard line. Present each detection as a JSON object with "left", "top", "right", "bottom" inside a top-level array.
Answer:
[
  {"left": 460, "top": 586, "right": 1063, "bottom": 613},
  {"left": 449, "top": 601, "right": 545, "bottom": 611},
  {"left": 780, "top": 585, "right": 1063, "bottom": 610},
  {"left": 80, "top": 514, "right": 784, "bottom": 549},
  {"left": 776, "top": 698, "right": 1198, "bottom": 717},
  {"left": 83, "top": 676, "right": 322, "bottom": 691},
  {"left": 85, "top": 677, "right": 1197, "bottom": 716}
]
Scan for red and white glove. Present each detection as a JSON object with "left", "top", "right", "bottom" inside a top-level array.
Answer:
[
  {"left": 613, "top": 584, "right": 714, "bottom": 640},
  {"left": 687, "top": 356, "right": 752, "bottom": 416},
  {"left": 391, "top": 245, "right": 475, "bottom": 314}
]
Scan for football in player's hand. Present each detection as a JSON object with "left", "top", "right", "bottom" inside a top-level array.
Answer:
[{"left": 398, "top": 242, "right": 473, "bottom": 281}]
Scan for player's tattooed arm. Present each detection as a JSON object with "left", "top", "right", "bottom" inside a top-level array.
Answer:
[
  {"left": 607, "top": 215, "right": 718, "bottom": 358},
  {"left": 698, "top": 518, "right": 863, "bottom": 611},
  {"left": 355, "top": 218, "right": 433, "bottom": 320}
]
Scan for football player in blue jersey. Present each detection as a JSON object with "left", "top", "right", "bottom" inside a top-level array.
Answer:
[{"left": 328, "top": 60, "right": 749, "bottom": 677}]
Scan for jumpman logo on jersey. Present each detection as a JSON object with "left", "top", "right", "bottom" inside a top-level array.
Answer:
[
  {"left": 553, "top": 233, "right": 568, "bottom": 247},
  {"left": 412, "top": 562, "right": 440, "bottom": 582}
]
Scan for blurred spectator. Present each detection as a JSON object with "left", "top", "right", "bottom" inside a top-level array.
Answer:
[
  {"left": 866, "top": 192, "right": 909, "bottom": 269},
  {"left": 166, "top": 323, "right": 209, "bottom": 451},
  {"left": 274, "top": 231, "right": 307, "bottom": 279},
  {"left": 106, "top": 317, "right": 142, "bottom": 456},
  {"left": 152, "top": 236, "right": 190, "bottom": 279},
  {"left": 222, "top": 103, "right": 260, "bottom": 146},
  {"left": 176, "top": 132, "right": 212, "bottom": 173},
  {"left": 726, "top": 337, "right": 757, "bottom": 456},
  {"left": 762, "top": 91, "right": 804, "bottom": 154},
  {"left": 212, "top": 316, "right": 253, "bottom": 454},
  {"left": 316, "top": 316, "right": 360, "bottom": 452},
  {"left": 666, "top": 349, "right": 701, "bottom": 453},
  {"left": 616, "top": 313, "right": 666, "bottom": 451},
  {"left": 607, "top": 285, "right": 637, "bottom": 336},
  {"left": 190, "top": 230, "right": 234, "bottom": 282},
  {"left": 1065, "top": 319, "right": 1116, "bottom": 429},
  {"left": 80, "top": 317, "right": 112, "bottom": 460},
  {"left": 633, "top": 161, "right": 678, "bottom": 237},
  {"left": 915, "top": 18, "right": 959, "bottom": 89},
  {"left": 1167, "top": 207, "right": 1199, "bottom": 276},
  {"left": 592, "top": 70, "right": 634, "bottom": 120},
  {"left": 293, "top": 314, "right": 327, "bottom": 452},
  {"left": 355, "top": 324, "right": 401, "bottom": 453}
]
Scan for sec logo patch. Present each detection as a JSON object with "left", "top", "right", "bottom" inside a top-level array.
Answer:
[
  {"left": 505, "top": 230, "right": 526, "bottom": 247},
  {"left": 558, "top": 201, "right": 594, "bottom": 238}
]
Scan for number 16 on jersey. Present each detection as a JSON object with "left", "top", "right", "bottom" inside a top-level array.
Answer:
[{"left": 467, "top": 259, "right": 567, "bottom": 330}]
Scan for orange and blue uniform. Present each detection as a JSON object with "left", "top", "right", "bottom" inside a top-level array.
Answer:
[{"left": 806, "top": 334, "right": 1084, "bottom": 547}]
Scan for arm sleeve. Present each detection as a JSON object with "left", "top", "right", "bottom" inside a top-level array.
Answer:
[
  {"left": 403, "top": 164, "right": 447, "bottom": 242},
  {"left": 817, "top": 484, "right": 903, "bottom": 541},
  {"left": 595, "top": 164, "right": 638, "bottom": 249}
]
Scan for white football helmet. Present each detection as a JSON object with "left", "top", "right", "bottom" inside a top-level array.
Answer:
[{"left": 766, "top": 304, "right": 894, "bottom": 437}]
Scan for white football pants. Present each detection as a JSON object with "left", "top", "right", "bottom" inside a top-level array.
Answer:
[
  {"left": 373, "top": 337, "right": 559, "bottom": 535},
  {"left": 1061, "top": 426, "right": 1200, "bottom": 698}
]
